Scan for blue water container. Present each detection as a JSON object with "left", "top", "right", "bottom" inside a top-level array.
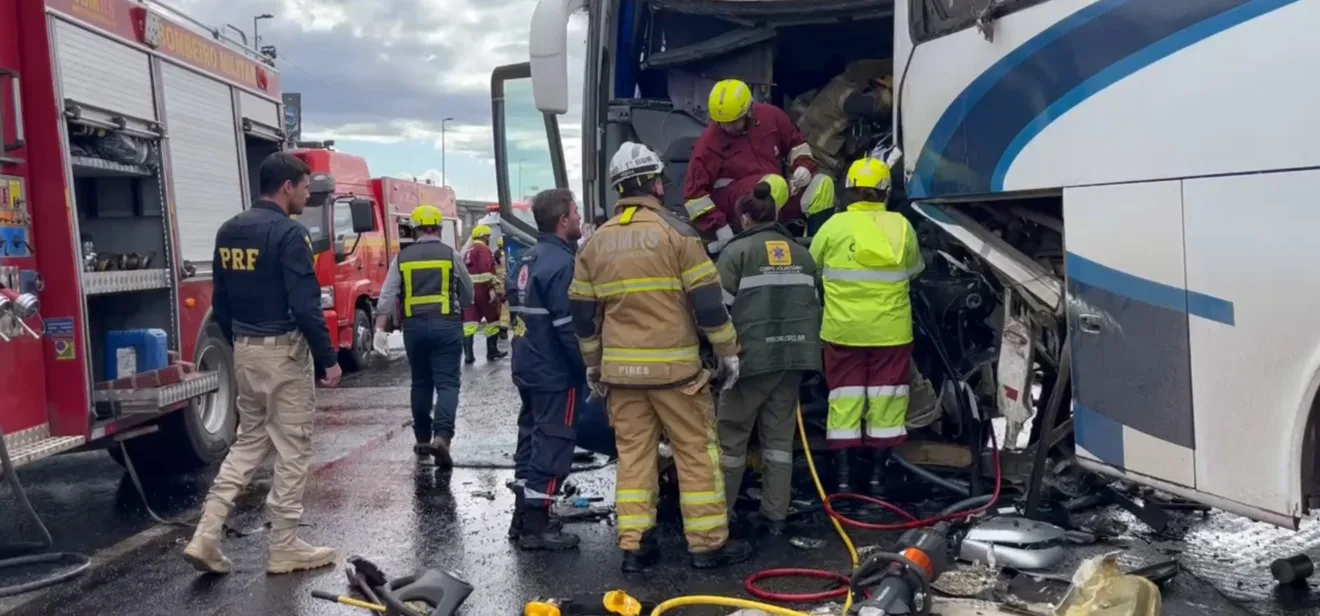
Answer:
[{"left": 105, "top": 329, "right": 169, "bottom": 380}]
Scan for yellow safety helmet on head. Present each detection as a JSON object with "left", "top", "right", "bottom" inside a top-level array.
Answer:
[
  {"left": 411, "top": 204, "right": 444, "bottom": 227},
  {"left": 758, "top": 174, "right": 790, "bottom": 211},
  {"left": 497, "top": 236, "right": 504, "bottom": 248},
  {"left": 845, "top": 157, "right": 893, "bottom": 192},
  {"left": 471, "top": 224, "right": 492, "bottom": 240},
  {"left": 708, "top": 79, "right": 753, "bottom": 124}
]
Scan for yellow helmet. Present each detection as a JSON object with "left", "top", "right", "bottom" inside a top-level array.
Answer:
[
  {"left": 497, "top": 236, "right": 504, "bottom": 248},
  {"left": 758, "top": 174, "right": 790, "bottom": 211},
  {"left": 471, "top": 224, "right": 492, "bottom": 240},
  {"left": 411, "top": 205, "right": 443, "bottom": 227},
  {"left": 845, "top": 157, "right": 892, "bottom": 191},
  {"left": 708, "top": 79, "right": 753, "bottom": 124}
]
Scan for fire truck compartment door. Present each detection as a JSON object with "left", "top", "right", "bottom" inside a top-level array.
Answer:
[
  {"left": 162, "top": 63, "right": 243, "bottom": 272},
  {"left": 238, "top": 90, "right": 282, "bottom": 142},
  {"left": 53, "top": 19, "right": 155, "bottom": 122}
]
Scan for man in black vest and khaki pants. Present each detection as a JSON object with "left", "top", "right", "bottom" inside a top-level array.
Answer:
[{"left": 374, "top": 205, "right": 475, "bottom": 467}]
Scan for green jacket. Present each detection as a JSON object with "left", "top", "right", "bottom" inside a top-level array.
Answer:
[{"left": 716, "top": 223, "right": 823, "bottom": 378}]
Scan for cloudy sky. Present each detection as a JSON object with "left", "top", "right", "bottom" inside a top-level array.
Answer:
[{"left": 178, "top": 0, "right": 588, "bottom": 204}]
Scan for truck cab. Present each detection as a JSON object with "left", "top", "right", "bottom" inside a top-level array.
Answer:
[{"left": 290, "top": 146, "right": 384, "bottom": 372}]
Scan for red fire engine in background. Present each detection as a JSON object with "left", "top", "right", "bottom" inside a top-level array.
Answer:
[{"left": 290, "top": 144, "right": 458, "bottom": 371}]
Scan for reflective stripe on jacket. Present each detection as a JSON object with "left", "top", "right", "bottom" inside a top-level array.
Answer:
[
  {"left": 809, "top": 201, "right": 923, "bottom": 346},
  {"left": 716, "top": 223, "right": 822, "bottom": 378},
  {"left": 464, "top": 240, "right": 497, "bottom": 288},
  {"left": 397, "top": 240, "right": 462, "bottom": 319},
  {"left": 510, "top": 234, "right": 587, "bottom": 391},
  {"left": 570, "top": 195, "right": 739, "bottom": 387}
]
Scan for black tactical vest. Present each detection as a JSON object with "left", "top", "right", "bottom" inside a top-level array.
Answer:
[{"left": 397, "top": 240, "right": 461, "bottom": 321}]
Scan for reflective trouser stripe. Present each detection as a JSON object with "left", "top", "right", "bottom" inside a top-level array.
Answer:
[
  {"left": 685, "top": 195, "right": 716, "bottom": 219},
  {"left": 866, "top": 385, "right": 908, "bottom": 439},
  {"left": 826, "top": 385, "right": 867, "bottom": 443},
  {"left": 484, "top": 324, "right": 500, "bottom": 336},
  {"left": 720, "top": 454, "right": 745, "bottom": 468},
  {"left": 762, "top": 448, "right": 793, "bottom": 464},
  {"left": 617, "top": 514, "right": 655, "bottom": 531},
  {"left": 463, "top": 321, "right": 479, "bottom": 336}
]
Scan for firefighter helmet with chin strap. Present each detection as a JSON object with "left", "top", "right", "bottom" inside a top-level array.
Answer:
[
  {"left": 411, "top": 204, "right": 444, "bottom": 227},
  {"left": 845, "top": 157, "right": 893, "bottom": 192},
  {"left": 608, "top": 141, "right": 665, "bottom": 190}
]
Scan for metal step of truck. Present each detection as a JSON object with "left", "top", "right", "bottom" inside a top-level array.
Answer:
[
  {"left": 3, "top": 424, "right": 87, "bottom": 470},
  {"left": 93, "top": 369, "right": 220, "bottom": 414}
]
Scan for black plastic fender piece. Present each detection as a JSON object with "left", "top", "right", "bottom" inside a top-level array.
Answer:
[{"left": 379, "top": 569, "right": 474, "bottom": 616}]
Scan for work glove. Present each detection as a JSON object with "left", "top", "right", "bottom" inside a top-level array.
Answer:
[
  {"left": 586, "top": 366, "right": 609, "bottom": 401},
  {"left": 790, "top": 167, "right": 812, "bottom": 194},
  {"left": 371, "top": 331, "right": 390, "bottom": 358},
  {"left": 706, "top": 225, "right": 736, "bottom": 255},
  {"left": 488, "top": 288, "right": 498, "bottom": 304},
  {"left": 716, "top": 355, "right": 740, "bottom": 391}
]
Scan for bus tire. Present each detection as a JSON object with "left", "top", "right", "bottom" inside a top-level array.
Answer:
[{"left": 110, "top": 323, "right": 238, "bottom": 475}]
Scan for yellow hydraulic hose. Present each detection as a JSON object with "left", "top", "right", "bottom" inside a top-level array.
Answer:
[{"left": 648, "top": 406, "right": 855, "bottom": 616}]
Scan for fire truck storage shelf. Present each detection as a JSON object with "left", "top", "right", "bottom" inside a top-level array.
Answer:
[
  {"left": 82, "top": 270, "right": 171, "bottom": 295},
  {"left": 93, "top": 371, "right": 221, "bottom": 414},
  {"left": 70, "top": 155, "right": 153, "bottom": 178}
]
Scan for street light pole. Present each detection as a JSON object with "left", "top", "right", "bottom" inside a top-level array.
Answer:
[
  {"left": 252, "top": 14, "right": 273, "bottom": 50},
  {"left": 440, "top": 117, "right": 454, "bottom": 186}
]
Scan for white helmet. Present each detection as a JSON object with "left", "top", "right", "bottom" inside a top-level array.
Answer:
[{"left": 608, "top": 141, "right": 665, "bottom": 188}]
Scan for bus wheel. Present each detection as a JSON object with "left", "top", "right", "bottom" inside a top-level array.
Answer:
[
  {"left": 340, "top": 307, "right": 372, "bottom": 373},
  {"left": 110, "top": 323, "right": 237, "bottom": 475}
]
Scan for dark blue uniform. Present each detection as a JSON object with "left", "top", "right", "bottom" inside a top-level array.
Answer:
[
  {"left": 508, "top": 234, "right": 590, "bottom": 511},
  {"left": 212, "top": 200, "right": 337, "bottom": 370}
]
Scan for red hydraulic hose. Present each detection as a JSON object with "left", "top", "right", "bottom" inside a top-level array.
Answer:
[{"left": 744, "top": 430, "right": 1002, "bottom": 605}]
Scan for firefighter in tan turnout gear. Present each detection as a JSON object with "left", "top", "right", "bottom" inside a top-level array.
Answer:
[{"left": 570, "top": 142, "right": 755, "bottom": 572}]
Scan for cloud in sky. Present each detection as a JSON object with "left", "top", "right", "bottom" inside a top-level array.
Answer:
[{"left": 178, "top": 0, "right": 587, "bottom": 203}]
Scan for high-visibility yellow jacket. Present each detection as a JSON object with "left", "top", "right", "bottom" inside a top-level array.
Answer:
[
  {"left": 569, "top": 195, "right": 739, "bottom": 388},
  {"left": 809, "top": 200, "right": 923, "bottom": 347}
]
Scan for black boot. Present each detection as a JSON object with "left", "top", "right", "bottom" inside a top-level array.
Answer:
[
  {"left": 486, "top": 335, "right": 508, "bottom": 361},
  {"left": 621, "top": 531, "right": 659, "bottom": 573},
  {"left": 690, "top": 538, "right": 755, "bottom": 569},
  {"left": 498, "top": 327, "right": 509, "bottom": 341},
  {"left": 508, "top": 485, "right": 526, "bottom": 540},
  {"left": 834, "top": 450, "right": 853, "bottom": 494},
  {"left": 517, "top": 509, "right": 581, "bottom": 551},
  {"left": 868, "top": 448, "right": 890, "bottom": 497},
  {"left": 463, "top": 336, "right": 476, "bottom": 364}
]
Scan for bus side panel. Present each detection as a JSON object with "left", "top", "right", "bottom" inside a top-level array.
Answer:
[
  {"left": 1184, "top": 169, "right": 1320, "bottom": 518},
  {"left": 1065, "top": 180, "right": 1196, "bottom": 488},
  {"left": 1003, "top": 0, "right": 1317, "bottom": 194}
]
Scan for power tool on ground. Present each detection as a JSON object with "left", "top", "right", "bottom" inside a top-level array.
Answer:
[
  {"left": 312, "top": 555, "right": 473, "bottom": 616},
  {"left": 848, "top": 523, "right": 950, "bottom": 615}
]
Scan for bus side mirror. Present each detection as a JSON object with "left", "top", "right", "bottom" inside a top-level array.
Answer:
[{"left": 349, "top": 198, "right": 375, "bottom": 233}]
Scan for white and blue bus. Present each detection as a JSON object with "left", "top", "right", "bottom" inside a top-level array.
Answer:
[{"left": 495, "top": 0, "right": 1320, "bottom": 528}]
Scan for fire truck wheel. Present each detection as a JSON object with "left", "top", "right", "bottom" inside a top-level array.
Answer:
[
  {"left": 340, "top": 307, "right": 373, "bottom": 373},
  {"left": 109, "top": 323, "right": 237, "bottom": 474}
]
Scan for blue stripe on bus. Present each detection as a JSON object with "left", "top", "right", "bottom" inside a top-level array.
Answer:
[
  {"left": 1074, "top": 402, "right": 1125, "bottom": 467},
  {"left": 1066, "top": 253, "right": 1235, "bottom": 326},
  {"left": 909, "top": 0, "right": 1298, "bottom": 199}
]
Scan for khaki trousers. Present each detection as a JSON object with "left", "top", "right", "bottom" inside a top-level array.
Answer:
[
  {"left": 610, "top": 383, "right": 728, "bottom": 553},
  {"left": 203, "top": 332, "right": 316, "bottom": 539},
  {"left": 718, "top": 370, "right": 802, "bottom": 522}
]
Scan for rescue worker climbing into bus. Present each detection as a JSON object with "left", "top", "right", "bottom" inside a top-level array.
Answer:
[
  {"left": 463, "top": 225, "right": 507, "bottom": 363},
  {"left": 497, "top": 235, "right": 511, "bottom": 341},
  {"left": 684, "top": 79, "right": 836, "bottom": 251},
  {"left": 507, "top": 188, "right": 587, "bottom": 552},
  {"left": 184, "top": 152, "right": 341, "bottom": 576},
  {"left": 570, "top": 141, "right": 755, "bottom": 572},
  {"left": 714, "top": 175, "right": 822, "bottom": 535},
  {"left": 374, "top": 205, "right": 474, "bottom": 468},
  {"left": 810, "top": 157, "right": 923, "bottom": 495}
]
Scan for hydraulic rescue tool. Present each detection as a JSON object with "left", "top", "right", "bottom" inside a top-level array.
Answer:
[{"left": 848, "top": 524, "right": 949, "bottom": 616}]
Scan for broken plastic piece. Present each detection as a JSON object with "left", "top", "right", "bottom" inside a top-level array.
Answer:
[{"left": 1054, "top": 553, "right": 1160, "bottom": 616}]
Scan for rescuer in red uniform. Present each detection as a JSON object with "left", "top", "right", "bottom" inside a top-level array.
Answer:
[
  {"left": 463, "top": 225, "right": 507, "bottom": 363},
  {"left": 683, "top": 79, "right": 836, "bottom": 252}
]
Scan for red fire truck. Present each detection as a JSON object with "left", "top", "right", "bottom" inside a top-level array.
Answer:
[
  {"left": 290, "top": 144, "right": 459, "bottom": 371},
  {"left": 0, "top": 0, "right": 288, "bottom": 472}
]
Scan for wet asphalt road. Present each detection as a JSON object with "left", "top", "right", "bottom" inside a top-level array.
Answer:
[{"left": 3, "top": 338, "right": 1320, "bottom": 615}]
